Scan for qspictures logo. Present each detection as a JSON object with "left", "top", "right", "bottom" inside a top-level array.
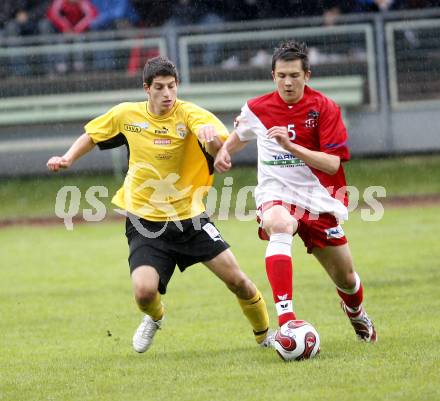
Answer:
[{"left": 53, "top": 164, "right": 387, "bottom": 234}]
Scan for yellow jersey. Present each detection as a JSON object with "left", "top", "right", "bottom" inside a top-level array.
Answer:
[{"left": 85, "top": 99, "right": 229, "bottom": 221}]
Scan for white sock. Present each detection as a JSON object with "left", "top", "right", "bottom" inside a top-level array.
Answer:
[{"left": 265, "top": 233, "right": 292, "bottom": 258}]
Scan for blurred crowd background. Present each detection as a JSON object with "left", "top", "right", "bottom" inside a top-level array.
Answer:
[{"left": 1, "top": 1, "right": 439, "bottom": 47}]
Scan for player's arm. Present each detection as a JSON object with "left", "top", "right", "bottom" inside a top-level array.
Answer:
[
  {"left": 196, "top": 125, "right": 223, "bottom": 156},
  {"left": 214, "top": 131, "right": 249, "bottom": 173},
  {"left": 267, "top": 126, "right": 340, "bottom": 175},
  {"left": 46, "top": 133, "right": 95, "bottom": 172}
]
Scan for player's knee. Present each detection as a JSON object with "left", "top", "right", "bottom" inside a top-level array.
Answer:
[
  {"left": 334, "top": 270, "right": 356, "bottom": 290},
  {"left": 264, "top": 217, "right": 297, "bottom": 236},
  {"left": 134, "top": 285, "right": 157, "bottom": 305},
  {"left": 342, "top": 271, "right": 357, "bottom": 289},
  {"left": 225, "top": 271, "right": 248, "bottom": 293}
]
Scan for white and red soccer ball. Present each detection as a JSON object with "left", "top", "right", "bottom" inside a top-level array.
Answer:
[{"left": 274, "top": 320, "right": 320, "bottom": 361}]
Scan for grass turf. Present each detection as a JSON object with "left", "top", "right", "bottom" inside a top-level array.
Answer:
[{"left": 1, "top": 205, "right": 439, "bottom": 401}]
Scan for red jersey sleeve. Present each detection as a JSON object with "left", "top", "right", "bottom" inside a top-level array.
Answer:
[{"left": 318, "top": 97, "right": 350, "bottom": 162}]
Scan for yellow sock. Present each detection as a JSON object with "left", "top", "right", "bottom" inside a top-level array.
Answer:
[
  {"left": 237, "top": 289, "right": 270, "bottom": 344},
  {"left": 137, "top": 292, "right": 164, "bottom": 321}
]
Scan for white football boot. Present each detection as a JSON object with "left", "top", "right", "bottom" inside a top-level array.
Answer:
[
  {"left": 132, "top": 315, "right": 163, "bottom": 353},
  {"left": 341, "top": 301, "right": 377, "bottom": 343},
  {"left": 259, "top": 329, "right": 276, "bottom": 348}
]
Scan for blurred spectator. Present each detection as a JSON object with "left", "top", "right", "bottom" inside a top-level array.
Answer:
[
  {"left": 2, "top": 1, "right": 49, "bottom": 37},
  {"left": 165, "top": 0, "right": 200, "bottom": 26},
  {"left": 163, "top": 0, "right": 227, "bottom": 65},
  {"left": 1, "top": 1, "right": 50, "bottom": 75},
  {"left": 89, "top": 0, "right": 139, "bottom": 71},
  {"left": 0, "top": 2, "right": 14, "bottom": 34},
  {"left": 90, "top": 0, "right": 138, "bottom": 30},
  {"left": 40, "top": 0, "right": 98, "bottom": 73},
  {"left": 266, "top": 0, "right": 358, "bottom": 20},
  {"left": 197, "top": 0, "right": 228, "bottom": 65},
  {"left": 0, "top": 1, "right": 19, "bottom": 76},
  {"left": 225, "top": 0, "right": 272, "bottom": 21},
  {"left": 397, "top": 0, "right": 440, "bottom": 8},
  {"left": 46, "top": 0, "right": 97, "bottom": 34},
  {"left": 278, "top": 0, "right": 325, "bottom": 18},
  {"left": 220, "top": 1, "right": 280, "bottom": 69},
  {"left": 351, "top": 0, "right": 400, "bottom": 12},
  {"left": 125, "top": 0, "right": 173, "bottom": 76},
  {"left": 351, "top": 0, "right": 439, "bottom": 51},
  {"left": 131, "top": 0, "right": 173, "bottom": 28},
  {"left": 319, "top": 0, "right": 358, "bottom": 25}
]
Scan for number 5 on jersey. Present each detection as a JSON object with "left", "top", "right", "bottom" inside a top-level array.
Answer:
[{"left": 287, "top": 124, "right": 296, "bottom": 140}]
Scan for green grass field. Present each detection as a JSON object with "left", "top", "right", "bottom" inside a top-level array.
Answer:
[{"left": 1, "top": 205, "right": 439, "bottom": 401}]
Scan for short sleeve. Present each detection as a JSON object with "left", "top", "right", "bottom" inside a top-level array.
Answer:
[
  {"left": 84, "top": 105, "right": 122, "bottom": 147},
  {"left": 184, "top": 102, "right": 230, "bottom": 143},
  {"left": 318, "top": 98, "right": 350, "bottom": 161},
  {"left": 234, "top": 103, "right": 264, "bottom": 141}
]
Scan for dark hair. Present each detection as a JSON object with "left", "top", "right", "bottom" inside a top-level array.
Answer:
[
  {"left": 142, "top": 56, "right": 179, "bottom": 86},
  {"left": 271, "top": 40, "right": 310, "bottom": 72}
]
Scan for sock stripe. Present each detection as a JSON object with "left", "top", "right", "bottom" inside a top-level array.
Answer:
[
  {"left": 337, "top": 273, "right": 363, "bottom": 309},
  {"left": 253, "top": 327, "right": 269, "bottom": 336},
  {"left": 337, "top": 272, "right": 361, "bottom": 295}
]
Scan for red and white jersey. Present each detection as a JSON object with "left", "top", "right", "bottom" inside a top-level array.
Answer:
[{"left": 235, "top": 86, "right": 350, "bottom": 220}]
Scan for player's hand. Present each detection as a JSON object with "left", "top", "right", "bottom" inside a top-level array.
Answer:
[
  {"left": 46, "top": 156, "right": 72, "bottom": 172},
  {"left": 214, "top": 145, "right": 232, "bottom": 173},
  {"left": 197, "top": 125, "right": 218, "bottom": 143},
  {"left": 267, "top": 126, "right": 292, "bottom": 149}
]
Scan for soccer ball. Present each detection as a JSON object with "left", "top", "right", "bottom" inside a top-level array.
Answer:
[{"left": 274, "top": 320, "right": 320, "bottom": 361}]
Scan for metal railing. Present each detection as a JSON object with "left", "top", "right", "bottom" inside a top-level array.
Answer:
[
  {"left": 178, "top": 23, "right": 377, "bottom": 110},
  {"left": 0, "top": 76, "right": 364, "bottom": 125},
  {"left": 1, "top": 10, "right": 439, "bottom": 107},
  {"left": 386, "top": 17, "right": 440, "bottom": 109},
  {"left": 0, "top": 35, "right": 166, "bottom": 97}
]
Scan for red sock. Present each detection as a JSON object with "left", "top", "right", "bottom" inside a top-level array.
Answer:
[
  {"left": 265, "top": 254, "right": 296, "bottom": 326},
  {"left": 337, "top": 282, "right": 363, "bottom": 311}
]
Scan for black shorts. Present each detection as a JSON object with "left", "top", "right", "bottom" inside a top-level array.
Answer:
[{"left": 125, "top": 213, "right": 230, "bottom": 294}]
